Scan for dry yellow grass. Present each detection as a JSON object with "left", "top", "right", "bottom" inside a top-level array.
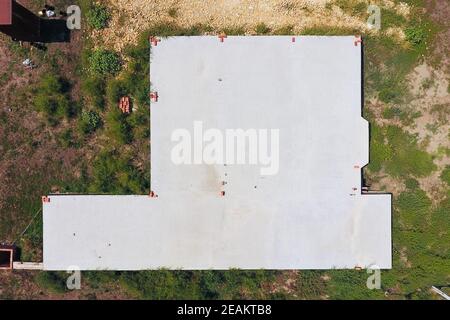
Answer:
[
  {"left": 92, "top": 0, "right": 414, "bottom": 51},
  {"left": 94, "top": 0, "right": 372, "bottom": 51}
]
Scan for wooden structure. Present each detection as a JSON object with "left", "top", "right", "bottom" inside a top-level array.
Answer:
[
  {"left": 0, "top": 0, "right": 41, "bottom": 42},
  {"left": 0, "top": 0, "right": 70, "bottom": 42},
  {"left": 119, "top": 96, "right": 131, "bottom": 114},
  {"left": 0, "top": 244, "right": 15, "bottom": 270},
  {"left": 13, "top": 261, "right": 44, "bottom": 270}
]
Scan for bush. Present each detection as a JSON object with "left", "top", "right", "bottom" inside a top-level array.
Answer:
[
  {"left": 118, "top": 270, "right": 278, "bottom": 299},
  {"left": 89, "top": 49, "right": 122, "bottom": 76},
  {"left": 86, "top": 4, "right": 110, "bottom": 29},
  {"left": 35, "top": 272, "right": 67, "bottom": 294},
  {"left": 81, "top": 76, "right": 106, "bottom": 110},
  {"left": 106, "top": 78, "right": 128, "bottom": 106},
  {"left": 273, "top": 25, "right": 294, "bottom": 35},
  {"left": 58, "top": 128, "right": 75, "bottom": 148},
  {"left": 89, "top": 150, "right": 148, "bottom": 194},
  {"left": 122, "top": 33, "right": 151, "bottom": 107},
  {"left": 405, "top": 178, "right": 419, "bottom": 190},
  {"left": 105, "top": 108, "right": 132, "bottom": 145},
  {"left": 33, "top": 74, "right": 72, "bottom": 121},
  {"left": 79, "top": 110, "right": 102, "bottom": 135},
  {"left": 382, "top": 107, "right": 403, "bottom": 119},
  {"left": 255, "top": 23, "right": 271, "bottom": 34},
  {"left": 167, "top": 7, "right": 178, "bottom": 18}
]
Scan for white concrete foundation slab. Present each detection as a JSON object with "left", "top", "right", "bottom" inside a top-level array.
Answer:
[{"left": 43, "top": 36, "right": 391, "bottom": 270}]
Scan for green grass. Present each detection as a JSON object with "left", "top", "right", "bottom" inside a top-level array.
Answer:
[
  {"left": 441, "top": 166, "right": 450, "bottom": 186},
  {"left": 382, "top": 194, "right": 450, "bottom": 297},
  {"left": 332, "top": 0, "right": 368, "bottom": 17},
  {"left": 145, "top": 22, "right": 210, "bottom": 38},
  {"left": 367, "top": 122, "right": 436, "bottom": 178},
  {"left": 327, "top": 270, "right": 385, "bottom": 299},
  {"left": 273, "top": 25, "right": 294, "bottom": 35}
]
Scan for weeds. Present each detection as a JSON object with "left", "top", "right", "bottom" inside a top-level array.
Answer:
[
  {"left": 88, "top": 49, "right": 122, "bottom": 76},
  {"left": 86, "top": 3, "right": 111, "bottom": 29}
]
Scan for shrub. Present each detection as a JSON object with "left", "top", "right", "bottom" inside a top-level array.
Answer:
[
  {"left": 118, "top": 270, "right": 277, "bottom": 299},
  {"left": 405, "top": 27, "right": 425, "bottom": 46},
  {"left": 122, "top": 36, "right": 150, "bottom": 107},
  {"left": 106, "top": 78, "right": 128, "bottom": 106},
  {"left": 105, "top": 108, "right": 132, "bottom": 145},
  {"left": 379, "top": 86, "right": 400, "bottom": 103},
  {"left": 167, "top": 7, "right": 178, "bottom": 18},
  {"left": 33, "top": 74, "right": 72, "bottom": 121},
  {"left": 273, "top": 25, "right": 294, "bottom": 35},
  {"left": 382, "top": 107, "right": 403, "bottom": 119},
  {"left": 405, "top": 178, "right": 419, "bottom": 190},
  {"left": 86, "top": 4, "right": 110, "bottom": 29},
  {"left": 58, "top": 128, "right": 74, "bottom": 148},
  {"left": 81, "top": 76, "right": 106, "bottom": 110},
  {"left": 89, "top": 150, "right": 148, "bottom": 194},
  {"left": 255, "top": 23, "right": 271, "bottom": 34},
  {"left": 79, "top": 110, "right": 102, "bottom": 134},
  {"left": 89, "top": 49, "right": 122, "bottom": 76},
  {"left": 35, "top": 272, "right": 67, "bottom": 294}
]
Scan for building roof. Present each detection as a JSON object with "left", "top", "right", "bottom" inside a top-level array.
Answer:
[
  {"left": 43, "top": 36, "right": 392, "bottom": 271},
  {"left": 0, "top": 0, "right": 12, "bottom": 25}
]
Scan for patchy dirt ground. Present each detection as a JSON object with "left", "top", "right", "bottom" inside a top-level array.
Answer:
[
  {"left": 0, "top": 271, "right": 132, "bottom": 300},
  {"left": 426, "top": 0, "right": 450, "bottom": 73},
  {"left": 366, "top": 0, "right": 450, "bottom": 202},
  {"left": 368, "top": 61, "right": 450, "bottom": 202},
  {"left": 0, "top": 1, "right": 92, "bottom": 299}
]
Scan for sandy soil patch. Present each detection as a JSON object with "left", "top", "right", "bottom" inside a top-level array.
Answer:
[
  {"left": 406, "top": 63, "right": 449, "bottom": 156},
  {"left": 368, "top": 62, "right": 449, "bottom": 200},
  {"left": 370, "top": 172, "right": 406, "bottom": 197}
]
